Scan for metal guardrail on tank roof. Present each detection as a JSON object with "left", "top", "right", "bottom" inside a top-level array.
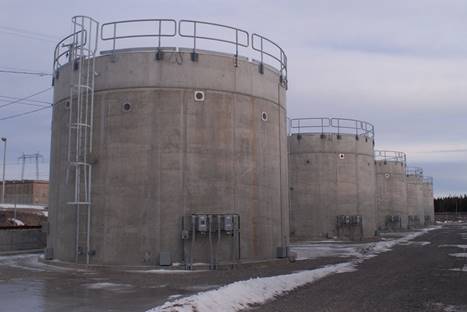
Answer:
[
  {"left": 288, "top": 117, "right": 375, "bottom": 138},
  {"left": 406, "top": 166, "right": 423, "bottom": 177},
  {"left": 423, "top": 176, "right": 433, "bottom": 184},
  {"left": 54, "top": 18, "right": 288, "bottom": 89},
  {"left": 374, "top": 150, "right": 406, "bottom": 164}
]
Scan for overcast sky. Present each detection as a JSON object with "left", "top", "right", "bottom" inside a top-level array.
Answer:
[{"left": 0, "top": 0, "right": 466, "bottom": 196}]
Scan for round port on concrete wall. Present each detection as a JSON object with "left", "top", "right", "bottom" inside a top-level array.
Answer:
[{"left": 194, "top": 90, "right": 205, "bottom": 102}]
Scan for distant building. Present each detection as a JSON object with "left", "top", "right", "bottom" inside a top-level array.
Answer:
[{"left": 3, "top": 180, "right": 48, "bottom": 206}]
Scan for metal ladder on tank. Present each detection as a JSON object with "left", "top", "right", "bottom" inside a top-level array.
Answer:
[{"left": 65, "top": 16, "right": 99, "bottom": 265}]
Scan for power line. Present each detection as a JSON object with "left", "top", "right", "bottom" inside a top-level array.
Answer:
[
  {"left": 0, "top": 106, "right": 51, "bottom": 121},
  {"left": 0, "top": 25, "right": 58, "bottom": 40},
  {"left": 0, "top": 87, "right": 52, "bottom": 109},
  {"left": 0, "top": 98, "right": 50, "bottom": 108},
  {"left": 0, "top": 69, "right": 52, "bottom": 77},
  {"left": 0, "top": 95, "right": 52, "bottom": 105},
  {"left": 0, "top": 25, "right": 58, "bottom": 43}
]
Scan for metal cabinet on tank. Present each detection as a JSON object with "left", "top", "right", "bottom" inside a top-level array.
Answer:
[
  {"left": 374, "top": 150, "right": 408, "bottom": 231},
  {"left": 288, "top": 117, "right": 377, "bottom": 241},
  {"left": 47, "top": 16, "right": 289, "bottom": 266}
]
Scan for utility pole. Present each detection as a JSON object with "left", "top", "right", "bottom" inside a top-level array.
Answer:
[
  {"left": 1, "top": 137, "right": 6, "bottom": 204},
  {"left": 18, "top": 152, "right": 43, "bottom": 180}
]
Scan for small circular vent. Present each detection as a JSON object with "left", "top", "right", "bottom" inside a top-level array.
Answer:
[
  {"left": 122, "top": 102, "right": 132, "bottom": 112},
  {"left": 194, "top": 91, "right": 205, "bottom": 102}
]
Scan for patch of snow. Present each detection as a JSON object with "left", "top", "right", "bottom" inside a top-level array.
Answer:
[
  {"left": 127, "top": 269, "right": 203, "bottom": 274},
  {"left": 168, "top": 294, "right": 182, "bottom": 300},
  {"left": 439, "top": 245, "right": 467, "bottom": 249},
  {"left": 147, "top": 226, "right": 440, "bottom": 312},
  {"left": 0, "top": 204, "right": 46, "bottom": 210},
  {"left": 450, "top": 265, "right": 467, "bottom": 272},
  {"left": 398, "top": 241, "right": 431, "bottom": 246},
  {"left": 147, "top": 261, "right": 356, "bottom": 312},
  {"left": 85, "top": 282, "right": 132, "bottom": 290},
  {"left": 449, "top": 253, "right": 467, "bottom": 258},
  {"left": 8, "top": 218, "right": 24, "bottom": 226}
]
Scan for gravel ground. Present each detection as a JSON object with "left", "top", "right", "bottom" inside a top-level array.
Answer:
[{"left": 253, "top": 223, "right": 467, "bottom": 312}]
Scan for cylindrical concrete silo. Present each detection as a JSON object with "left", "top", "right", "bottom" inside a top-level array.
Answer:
[
  {"left": 422, "top": 176, "right": 434, "bottom": 225},
  {"left": 375, "top": 150, "right": 408, "bottom": 231},
  {"left": 47, "top": 17, "right": 289, "bottom": 266},
  {"left": 288, "top": 118, "right": 377, "bottom": 241},
  {"left": 406, "top": 167, "right": 424, "bottom": 228}
]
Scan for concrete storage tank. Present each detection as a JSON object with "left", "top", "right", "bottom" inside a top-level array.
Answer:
[
  {"left": 288, "top": 117, "right": 377, "bottom": 241},
  {"left": 422, "top": 176, "right": 434, "bottom": 225},
  {"left": 406, "top": 167, "right": 424, "bottom": 228},
  {"left": 47, "top": 16, "right": 289, "bottom": 267},
  {"left": 375, "top": 150, "right": 408, "bottom": 231}
]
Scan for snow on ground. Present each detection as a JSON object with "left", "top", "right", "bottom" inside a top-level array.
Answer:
[
  {"left": 84, "top": 282, "right": 133, "bottom": 290},
  {"left": 0, "top": 204, "right": 46, "bottom": 210},
  {"left": 148, "top": 262, "right": 356, "bottom": 312},
  {"left": 7, "top": 218, "right": 24, "bottom": 226},
  {"left": 450, "top": 265, "right": 467, "bottom": 272},
  {"left": 449, "top": 253, "right": 467, "bottom": 258},
  {"left": 439, "top": 245, "right": 467, "bottom": 249},
  {"left": 148, "top": 226, "right": 440, "bottom": 312}
]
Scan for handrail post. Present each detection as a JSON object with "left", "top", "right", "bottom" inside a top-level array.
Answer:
[
  {"left": 234, "top": 30, "right": 239, "bottom": 67},
  {"left": 156, "top": 20, "right": 163, "bottom": 60},
  {"left": 258, "top": 37, "right": 264, "bottom": 74},
  {"left": 111, "top": 23, "right": 117, "bottom": 62},
  {"left": 191, "top": 21, "right": 198, "bottom": 62}
]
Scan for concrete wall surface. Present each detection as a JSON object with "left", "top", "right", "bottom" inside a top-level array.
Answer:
[
  {"left": 375, "top": 161, "right": 408, "bottom": 230},
  {"left": 0, "top": 228, "right": 46, "bottom": 252},
  {"left": 407, "top": 175, "right": 424, "bottom": 228},
  {"left": 422, "top": 182, "right": 434, "bottom": 224},
  {"left": 49, "top": 50, "right": 288, "bottom": 266},
  {"left": 288, "top": 133, "right": 377, "bottom": 241}
]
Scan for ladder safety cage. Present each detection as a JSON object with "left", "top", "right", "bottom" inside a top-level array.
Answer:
[
  {"left": 178, "top": 20, "right": 249, "bottom": 65},
  {"left": 60, "top": 15, "right": 100, "bottom": 265},
  {"left": 374, "top": 150, "right": 406, "bottom": 164},
  {"left": 251, "top": 33, "right": 288, "bottom": 89},
  {"left": 100, "top": 19, "right": 177, "bottom": 58},
  {"left": 53, "top": 30, "right": 88, "bottom": 83}
]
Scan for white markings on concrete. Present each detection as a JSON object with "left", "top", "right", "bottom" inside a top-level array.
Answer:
[{"left": 148, "top": 226, "right": 440, "bottom": 312}]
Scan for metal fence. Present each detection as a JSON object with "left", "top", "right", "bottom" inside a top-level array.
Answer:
[
  {"left": 288, "top": 117, "right": 375, "bottom": 138},
  {"left": 406, "top": 166, "right": 423, "bottom": 177},
  {"left": 54, "top": 18, "right": 288, "bottom": 88},
  {"left": 374, "top": 150, "right": 406, "bottom": 164}
]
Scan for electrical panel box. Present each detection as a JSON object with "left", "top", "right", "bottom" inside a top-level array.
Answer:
[
  {"left": 197, "top": 215, "right": 208, "bottom": 232},
  {"left": 337, "top": 215, "right": 363, "bottom": 226},
  {"left": 224, "top": 215, "right": 233, "bottom": 232},
  {"left": 159, "top": 251, "right": 172, "bottom": 266},
  {"left": 44, "top": 247, "right": 54, "bottom": 260}
]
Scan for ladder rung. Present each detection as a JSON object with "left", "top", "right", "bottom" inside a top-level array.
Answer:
[
  {"left": 67, "top": 201, "right": 91, "bottom": 205},
  {"left": 71, "top": 84, "right": 93, "bottom": 90},
  {"left": 71, "top": 123, "right": 91, "bottom": 128},
  {"left": 69, "top": 161, "right": 92, "bottom": 166}
]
